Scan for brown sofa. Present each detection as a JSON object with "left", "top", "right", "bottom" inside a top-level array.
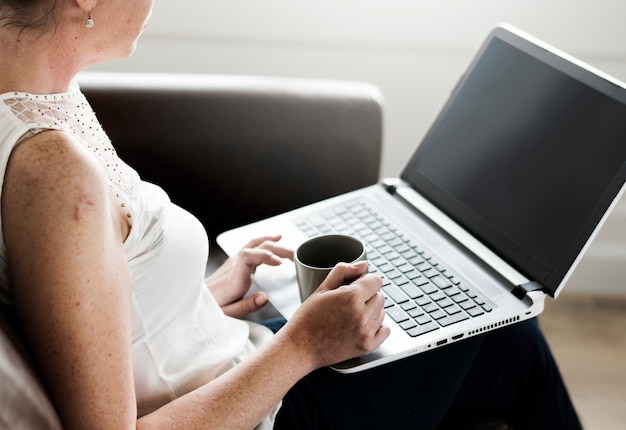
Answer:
[{"left": 0, "top": 71, "right": 383, "bottom": 427}]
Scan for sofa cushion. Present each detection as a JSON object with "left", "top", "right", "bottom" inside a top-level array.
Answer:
[{"left": 0, "top": 308, "right": 61, "bottom": 429}]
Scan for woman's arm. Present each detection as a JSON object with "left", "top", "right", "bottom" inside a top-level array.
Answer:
[
  {"left": 2, "top": 131, "right": 137, "bottom": 428},
  {"left": 3, "top": 131, "right": 389, "bottom": 430}
]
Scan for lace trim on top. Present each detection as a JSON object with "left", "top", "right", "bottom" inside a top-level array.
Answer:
[{"left": 1, "top": 84, "right": 134, "bottom": 222}]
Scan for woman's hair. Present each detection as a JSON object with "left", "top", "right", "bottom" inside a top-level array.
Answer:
[{"left": 0, "top": 0, "right": 59, "bottom": 35}]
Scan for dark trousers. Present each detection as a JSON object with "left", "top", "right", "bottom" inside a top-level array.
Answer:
[{"left": 263, "top": 318, "right": 582, "bottom": 430}]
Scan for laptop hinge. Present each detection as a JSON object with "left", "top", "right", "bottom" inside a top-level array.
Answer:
[
  {"left": 381, "top": 179, "right": 398, "bottom": 195},
  {"left": 512, "top": 281, "right": 546, "bottom": 300},
  {"left": 382, "top": 182, "right": 397, "bottom": 196}
]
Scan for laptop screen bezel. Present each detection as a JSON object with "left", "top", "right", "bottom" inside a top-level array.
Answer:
[{"left": 400, "top": 25, "right": 626, "bottom": 297}]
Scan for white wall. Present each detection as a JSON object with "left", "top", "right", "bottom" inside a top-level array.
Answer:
[{"left": 90, "top": 0, "right": 626, "bottom": 293}]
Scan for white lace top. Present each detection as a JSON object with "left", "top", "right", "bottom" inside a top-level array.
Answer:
[{"left": 0, "top": 83, "right": 278, "bottom": 427}]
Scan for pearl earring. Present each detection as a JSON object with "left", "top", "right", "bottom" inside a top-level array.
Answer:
[{"left": 85, "top": 10, "right": 95, "bottom": 28}]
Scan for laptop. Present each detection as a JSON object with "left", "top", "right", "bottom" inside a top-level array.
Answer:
[{"left": 217, "top": 23, "right": 626, "bottom": 373}]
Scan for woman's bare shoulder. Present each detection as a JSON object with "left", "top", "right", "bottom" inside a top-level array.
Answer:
[
  {"left": 2, "top": 129, "right": 117, "bottom": 247},
  {"left": 4, "top": 130, "right": 111, "bottom": 211},
  {"left": 7, "top": 130, "right": 106, "bottom": 185}
]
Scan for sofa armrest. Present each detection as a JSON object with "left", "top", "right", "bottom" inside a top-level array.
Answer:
[{"left": 77, "top": 72, "right": 384, "bottom": 263}]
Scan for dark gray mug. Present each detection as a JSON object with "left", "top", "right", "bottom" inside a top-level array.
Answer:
[{"left": 295, "top": 234, "right": 367, "bottom": 302}]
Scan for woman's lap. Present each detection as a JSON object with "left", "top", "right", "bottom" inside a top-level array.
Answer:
[
  {"left": 442, "top": 318, "right": 581, "bottom": 429},
  {"left": 270, "top": 318, "right": 582, "bottom": 430}
]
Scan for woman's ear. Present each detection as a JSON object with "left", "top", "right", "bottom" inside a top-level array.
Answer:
[
  {"left": 73, "top": 0, "right": 97, "bottom": 14},
  {"left": 69, "top": 0, "right": 97, "bottom": 29}
]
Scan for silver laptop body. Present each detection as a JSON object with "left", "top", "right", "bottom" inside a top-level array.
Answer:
[{"left": 218, "top": 23, "right": 626, "bottom": 372}]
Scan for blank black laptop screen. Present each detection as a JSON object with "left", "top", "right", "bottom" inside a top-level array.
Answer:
[{"left": 401, "top": 27, "right": 626, "bottom": 295}]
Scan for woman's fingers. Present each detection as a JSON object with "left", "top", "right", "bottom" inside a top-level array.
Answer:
[
  {"left": 239, "top": 236, "right": 294, "bottom": 265},
  {"left": 316, "top": 261, "right": 369, "bottom": 292},
  {"left": 221, "top": 292, "right": 269, "bottom": 318}
]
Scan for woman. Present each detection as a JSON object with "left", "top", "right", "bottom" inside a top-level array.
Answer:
[{"left": 0, "top": 1, "right": 582, "bottom": 429}]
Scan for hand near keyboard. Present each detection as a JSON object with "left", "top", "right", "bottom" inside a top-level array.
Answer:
[
  {"left": 281, "top": 261, "right": 390, "bottom": 369},
  {"left": 205, "top": 234, "right": 294, "bottom": 318}
]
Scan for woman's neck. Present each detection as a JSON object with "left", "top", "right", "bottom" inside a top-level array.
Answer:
[{"left": 0, "top": 31, "right": 81, "bottom": 95}]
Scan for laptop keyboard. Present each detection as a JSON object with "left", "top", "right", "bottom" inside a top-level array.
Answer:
[{"left": 295, "top": 198, "right": 494, "bottom": 337}]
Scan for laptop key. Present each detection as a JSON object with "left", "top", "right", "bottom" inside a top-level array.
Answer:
[
  {"left": 408, "top": 308, "right": 425, "bottom": 318},
  {"left": 460, "top": 300, "right": 477, "bottom": 311},
  {"left": 438, "top": 298, "right": 454, "bottom": 308},
  {"left": 395, "top": 243, "right": 411, "bottom": 254},
  {"left": 445, "top": 304, "right": 462, "bottom": 315},
  {"left": 428, "top": 291, "right": 447, "bottom": 302},
  {"left": 416, "top": 296, "right": 431, "bottom": 306},
  {"left": 383, "top": 285, "right": 409, "bottom": 304},
  {"left": 423, "top": 268, "right": 439, "bottom": 279},
  {"left": 467, "top": 307, "right": 485, "bottom": 317},
  {"left": 430, "top": 309, "right": 447, "bottom": 320},
  {"left": 415, "top": 261, "right": 430, "bottom": 271},
  {"left": 392, "top": 275, "right": 410, "bottom": 287},
  {"left": 399, "top": 283, "right": 424, "bottom": 299},
  {"left": 422, "top": 303, "right": 439, "bottom": 314},
  {"left": 445, "top": 286, "right": 462, "bottom": 297},
  {"left": 386, "top": 304, "right": 410, "bottom": 323},
  {"left": 452, "top": 294, "right": 469, "bottom": 304},
  {"left": 420, "top": 282, "right": 438, "bottom": 295},
  {"left": 407, "top": 321, "right": 439, "bottom": 337},
  {"left": 414, "top": 277, "right": 431, "bottom": 287},
  {"left": 414, "top": 314, "right": 432, "bottom": 325},
  {"left": 378, "top": 262, "right": 394, "bottom": 273},
  {"left": 386, "top": 269, "right": 403, "bottom": 280},
  {"left": 404, "top": 269, "right": 422, "bottom": 280},
  {"left": 400, "top": 320, "right": 418, "bottom": 331},
  {"left": 408, "top": 255, "right": 425, "bottom": 266},
  {"left": 396, "top": 262, "right": 414, "bottom": 273},
  {"left": 431, "top": 275, "right": 453, "bottom": 289},
  {"left": 438, "top": 312, "right": 469, "bottom": 327},
  {"left": 473, "top": 295, "right": 486, "bottom": 305},
  {"left": 401, "top": 301, "right": 418, "bottom": 312}
]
